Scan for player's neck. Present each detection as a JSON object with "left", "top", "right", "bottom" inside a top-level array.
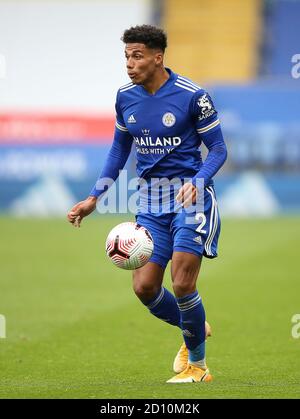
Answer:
[{"left": 142, "top": 68, "right": 170, "bottom": 95}]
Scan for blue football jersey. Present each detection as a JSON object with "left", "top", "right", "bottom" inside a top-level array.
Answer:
[
  {"left": 115, "top": 68, "right": 221, "bottom": 181},
  {"left": 90, "top": 67, "right": 227, "bottom": 213}
]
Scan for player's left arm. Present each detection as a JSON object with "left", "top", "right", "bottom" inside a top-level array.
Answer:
[{"left": 176, "top": 91, "right": 227, "bottom": 207}]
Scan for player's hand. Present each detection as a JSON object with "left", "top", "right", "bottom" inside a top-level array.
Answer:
[
  {"left": 176, "top": 183, "right": 198, "bottom": 208},
  {"left": 67, "top": 196, "right": 97, "bottom": 227}
]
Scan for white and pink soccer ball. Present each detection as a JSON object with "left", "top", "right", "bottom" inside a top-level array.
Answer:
[{"left": 105, "top": 222, "right": 154, "bottom": 270}]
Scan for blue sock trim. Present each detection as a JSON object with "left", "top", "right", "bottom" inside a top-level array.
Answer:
[
  {"left": 146, "top": 288, "right": 165, "bottom": 310},
  {"left": 177, "top": 290, "right": 198, "bottom": 305},
  {"left": 177, "top": 291, "right": 202, "bottom": 312}
]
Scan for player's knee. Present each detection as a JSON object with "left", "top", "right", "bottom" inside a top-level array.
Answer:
[
  {"left": 172, "top": 267, "right": 197, "bottom": 297},
  {"left": 172, "top": 280, "right": 196, "bottom": 297},
  {"left": 132, "top": 277, "right": 159, "bottom": 302}
]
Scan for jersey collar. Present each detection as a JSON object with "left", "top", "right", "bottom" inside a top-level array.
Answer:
[{"left": 140, "top": 67, "right": 176, "bottom": 96}]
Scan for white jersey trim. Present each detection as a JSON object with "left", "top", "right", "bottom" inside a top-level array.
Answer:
[
  {"left": 115, "top": 121, "right": 128, "bottom": 132},
  {"left": 120, "top": 84, "right": 137, "bottom": 93},
  {"left": 119, "top": 81, "right": 133, "bottom": 89},
  {"left": 174, "top": 82, "right": 198, "bottom": 93},
  {"left": 197, "top": 119, "right": 220, "bottom": 134},
  {"left": 177, "top": 76, "right": 202, "bottom": 90},
  {"left": 205, "top": 187, "right": 218, "bottom": 256}
]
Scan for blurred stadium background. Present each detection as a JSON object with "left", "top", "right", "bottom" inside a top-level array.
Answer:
[
  {"left": 0, "top": 0, "right": 300, "bottom": 216},
  {"left": 1, "top": 0, "right": 300, "bottom": 399}
]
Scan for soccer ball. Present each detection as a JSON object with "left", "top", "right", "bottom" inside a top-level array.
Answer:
[{"left": 105, "top": 222, "right": 154, "bottom": 270}]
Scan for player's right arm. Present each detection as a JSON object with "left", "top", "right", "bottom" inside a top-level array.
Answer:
[{"left": 67, "top": 93, "right": 133, "bottom": 227}]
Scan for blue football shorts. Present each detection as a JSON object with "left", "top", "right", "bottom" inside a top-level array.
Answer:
[{"left": 136, "top": 185, "right": 221, "bottom": 269}]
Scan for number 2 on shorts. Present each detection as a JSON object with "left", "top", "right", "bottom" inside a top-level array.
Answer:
[{"left": 195, "top": 213, "right": 207, "bottom": 234}]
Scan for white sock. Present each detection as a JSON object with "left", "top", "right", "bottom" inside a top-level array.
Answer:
[{"left": 189, "top": 358, "right": 207, "bottom": 370}]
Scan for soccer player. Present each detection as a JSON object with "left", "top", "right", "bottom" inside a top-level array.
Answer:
[{"left": 67, "top": 25, "right": 227, "bottom": 383}]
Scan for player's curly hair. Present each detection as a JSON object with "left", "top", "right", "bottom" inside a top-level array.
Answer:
[{"left": 122, "top": 25, "right": 167, "bottom": 52}]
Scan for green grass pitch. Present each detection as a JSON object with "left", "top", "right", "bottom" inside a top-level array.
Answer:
[{"left": 0, "top": 215, "right": 300, "bottom": 399}]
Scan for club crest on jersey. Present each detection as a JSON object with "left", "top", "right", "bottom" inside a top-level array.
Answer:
[
  {"left": 162, "top": 112, "right": 176, "bottom": 127},
  {"left": 197, "top": 94, "right": 216, "bottom": 120}
]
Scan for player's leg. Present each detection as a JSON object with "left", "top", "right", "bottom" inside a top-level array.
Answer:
[
  {"left": 167, "top": 186, "right": 220, "bottom": 383},
  {"left": 166, "top": 251, "right": 212, "bottom": 383},
  {"left": 171, "top": 252, "right": 206, "bottom": 358},
  {"left": 133, "top": 213, "right": 180, "bottom": 327},
  {"left": 133, "top": 262, "right": 179, "bottom": 327},
  {"left": 171, "top": 251, "right": 201, "bottom": 297}
]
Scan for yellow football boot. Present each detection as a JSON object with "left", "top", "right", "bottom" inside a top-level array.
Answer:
[
  {"left": 173, "top": 321, "right": 212, "bottom": 373},
  {"left": 167, "top": 363, "right": 213, "bottom": 383}
]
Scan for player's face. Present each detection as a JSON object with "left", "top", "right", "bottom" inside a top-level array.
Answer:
[{"left": 125, "top": 43, "right": 163, "bottom": 85}]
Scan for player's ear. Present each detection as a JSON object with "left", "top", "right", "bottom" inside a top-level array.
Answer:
[{"left": 154, "top": 51, "right": 164, "bottom": 66}]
